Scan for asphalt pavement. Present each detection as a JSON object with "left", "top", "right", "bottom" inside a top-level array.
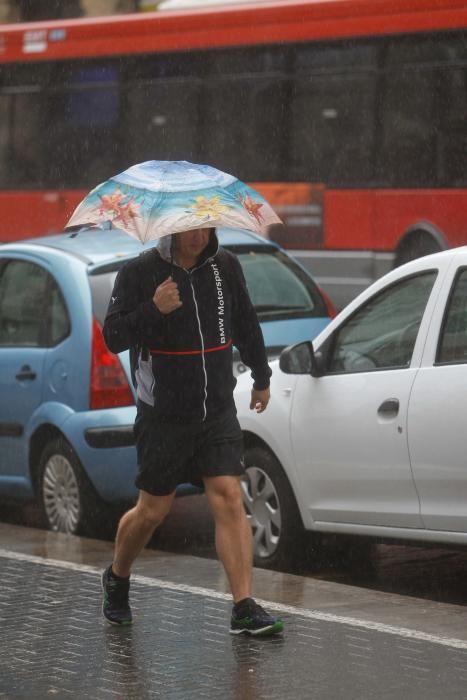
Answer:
[{"left": 2, "top": 522, "right": 467, "bottom": 699}]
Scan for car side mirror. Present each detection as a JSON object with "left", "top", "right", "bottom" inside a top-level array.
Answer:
[{"left": 279, "top": 341, "right": 325, "bottom": 377}]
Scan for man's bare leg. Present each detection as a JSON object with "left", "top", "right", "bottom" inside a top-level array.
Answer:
[
  {"left": 102, "top": 490, "right": 175, "bottom": 625},
  {"left": 203, "top": 474, "right": 283, "bottom": 635},
  {"left": 203, "top": 475, "right": 252, "bottom": 602},
  {"left": 112, "top": 490, "right": 175, "bottom": 577}
]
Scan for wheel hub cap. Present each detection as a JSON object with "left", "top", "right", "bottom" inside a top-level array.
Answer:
[
  {"left": 42, "top": 454, "right": 80, "bottom": 533},
  {"left": 241, "top": 465, "right": 281, "bottom": 559}
]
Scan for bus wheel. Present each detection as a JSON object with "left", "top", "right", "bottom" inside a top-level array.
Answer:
[{"left": 394, "top": 231, "right": 442, "bottom": 268}]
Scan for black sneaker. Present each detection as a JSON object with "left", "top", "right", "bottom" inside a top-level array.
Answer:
[
  {"left": 230, "top": 598, "right": 284, "bottom": 636},
  {"left": 101, "top": 565, "right": 132, "bottom": 626}
]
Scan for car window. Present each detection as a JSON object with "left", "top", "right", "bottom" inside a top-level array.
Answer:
[
  {"left": 89, "top": 270, "right": 119, "bottom": 325},
  {"left": 0, "top": 260, "right": 50, "bottom": 347},
  {"left": 49, "top": 280, "right": 71, "bottom": 346},
  {"left": 236, "top": 250, "right": 325, "bottom": 317},
  {"left": 88, "top": 248, "right": 327, "bottom": 325},
  {"left": 327, "top": 271, "right": 437, "bottom": 373},
  {"left": 437, "top": 268, "right": 467, "bottom": 364}
]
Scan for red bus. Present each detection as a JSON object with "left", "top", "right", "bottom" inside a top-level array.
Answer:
[{"left": 0, "top": 0, "right": 466, "bottom": 308}]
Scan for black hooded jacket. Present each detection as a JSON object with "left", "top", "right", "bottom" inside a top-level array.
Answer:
[{"left": 103, "top": 230, "right": 271, "bottom": 422}]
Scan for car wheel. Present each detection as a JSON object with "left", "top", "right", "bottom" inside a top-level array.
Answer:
[
  {"left": 38, "top": 438, "right": 101, "bottom": 536},
  {"left": 241, "top": 446, "right": 306, "bottom": 571}
]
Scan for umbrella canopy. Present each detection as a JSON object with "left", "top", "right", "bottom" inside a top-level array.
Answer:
[{"left": 66, "top": 160, "right": 282, "bottom": 243}]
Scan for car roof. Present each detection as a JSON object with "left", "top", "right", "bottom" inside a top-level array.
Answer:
[{"left": 1, "top": 226, "right": 278, "bottom": 268}]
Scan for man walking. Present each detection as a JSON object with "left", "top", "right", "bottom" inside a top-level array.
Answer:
[{"left": 102, "top": 226, "right": 283, "bottom": 636}]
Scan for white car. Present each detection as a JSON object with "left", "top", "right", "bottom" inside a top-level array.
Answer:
[{"left": 235, "top": 246, "right": 467, "bottom": 570}]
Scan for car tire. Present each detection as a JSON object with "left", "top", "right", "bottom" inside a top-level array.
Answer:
[
  {"left": 241, "top": 446, "right": 307, "bottom": 571},
  {"left": 38, "top": 437, "right": 103, "bottom": 536}
]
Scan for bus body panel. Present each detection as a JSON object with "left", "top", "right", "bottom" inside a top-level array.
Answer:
[
  {"left": 0, "top": 1, "right": 466, "bottom": 62},
  {"left": 324, "top": 189, "right": 467, "bottom": 253},
  {"left": 3, "top": 187, "right": 466, "bottom": 260}
]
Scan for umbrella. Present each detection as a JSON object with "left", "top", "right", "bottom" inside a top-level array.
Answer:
[{"left": 66, "top": 160, "right": 282, "bottom": 243}]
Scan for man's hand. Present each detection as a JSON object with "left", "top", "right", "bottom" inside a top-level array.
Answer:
[
  {"left": 250, "top": 387, "right": 270, "bottom": 413},
  {"left": 153, "top": 277, "right": 182, "bottom": 314}
]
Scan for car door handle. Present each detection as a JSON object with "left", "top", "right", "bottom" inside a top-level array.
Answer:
[
  {"left": 377, "top": 398, "right": 399, "bottom": 415},
  {"left": 16, "top": 365, "right": 37, "bottom": 381}
]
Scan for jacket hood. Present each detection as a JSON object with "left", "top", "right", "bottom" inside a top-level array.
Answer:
[{"left": 157, "top": 228, "right": 219, "bottom": 265}]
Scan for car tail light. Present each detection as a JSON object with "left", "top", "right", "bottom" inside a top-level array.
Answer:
[
  {"left": 90, "top": 318, "right": 134, "bottom": 410},
  {"left": 319, "top": 287, "right": 337, "bottom": 319}
]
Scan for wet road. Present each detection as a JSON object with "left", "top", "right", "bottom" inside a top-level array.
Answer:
[
  {"left": 154, "top": 495, "right": 467, "bottom": 608},
  {"left": 3, "top": 497, "right": 467, "bottom": 699},
  {"left": 3, "top": 493, "right": 467, "bottom": 609},
  {"left": 2, "top": 517, "right": 467, "bottom": 700}
]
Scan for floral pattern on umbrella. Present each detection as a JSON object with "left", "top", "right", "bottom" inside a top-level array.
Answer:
[
  {"left": 96, "top": 191, "right": 141, "bottom": 228},
  {"left": 238, "top": 192, "right": 265, "bottom": 225},
  {"left": 190, "top": 195, "right": 230, "bottom": 221}
]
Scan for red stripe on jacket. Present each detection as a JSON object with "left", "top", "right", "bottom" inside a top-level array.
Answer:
[{"left": 149, "top": 339, "right": 233, "bottom": 356}]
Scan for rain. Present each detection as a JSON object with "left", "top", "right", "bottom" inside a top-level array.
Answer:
[{"left": 1, "top": 1, "right": 467, "bottom": 698}]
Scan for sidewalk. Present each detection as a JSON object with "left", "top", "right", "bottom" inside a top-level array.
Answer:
[{"left": 1, "top": 522, "right": 467, "bottom": 699}]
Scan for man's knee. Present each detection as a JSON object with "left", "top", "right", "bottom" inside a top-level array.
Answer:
[
  {"left": 134, "top": 490, "right": 174, "bottom": 527},
  {"left": 204, "top": 476, "right": 244, "bottom": 516}
]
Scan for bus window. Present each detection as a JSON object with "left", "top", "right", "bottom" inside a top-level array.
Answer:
[
  {"left": 45, "top": 61, "right": 121, "bottom": 188},
  {"left": 125, "top": 79, "right": 201, "bottom": 164},
  {"left": 378, "top": 35, "right": 467, "bottom": 188},
  {"left": 201, "top": 46, "right": 287, "bottom": 181},
  {"left": 0, "top": 95, "right": 10, "bottom": 188},
  {"left": 289, "top": 41, "right": 377, "bottom": 186},
  {"left": 202, "top": 76, "right": 287, "bottom": 181},
  {"left": 1, "top": 89, "right": 47, "bottom": 188},
  {"left": 289, "top": 72, "right": 377, "bottom": 186},
  {"left": 66, "top": 65, "right": 119, "bottom": 129},
  {"left": 378, "top": 64, "right": 437, "bottom": 187},
  {"left": 439, "top": 67, "right": 467, "bottom": 187}
]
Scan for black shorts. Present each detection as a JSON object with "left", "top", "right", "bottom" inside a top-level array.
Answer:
[{"left": 134, "top": 401, "right": 245, "bottom": 496}]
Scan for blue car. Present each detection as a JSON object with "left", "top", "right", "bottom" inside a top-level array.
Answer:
[{"left": 0, "top": 226, "right": 333, "bottom": 534}]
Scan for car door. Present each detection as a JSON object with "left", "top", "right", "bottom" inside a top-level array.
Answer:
[
  {"left": 0, "top": 258, "right": 50, "bottom": 480},
  {"left": 408, "top": 263, "right": 467, "bottom": 532},
  {"left": 289, "top": 270, "right": 438, "bottom": 528}
]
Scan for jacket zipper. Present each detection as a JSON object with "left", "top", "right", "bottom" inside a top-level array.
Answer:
[{"left": 188, "top": 271, "right": 208, "bottom": 421}]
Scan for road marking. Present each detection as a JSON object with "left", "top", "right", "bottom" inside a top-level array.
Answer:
[{"left": 2, "top": 547, "right": 467, "bottom": 650}]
